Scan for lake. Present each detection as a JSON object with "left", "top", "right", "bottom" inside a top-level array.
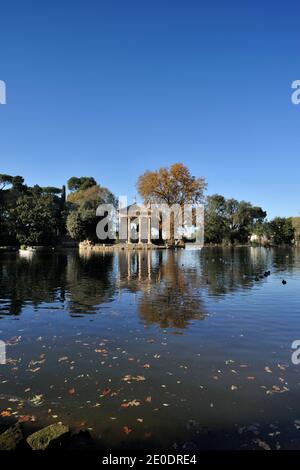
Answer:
[{"left": 0, "top": 247, "right": 300, "bottom": 450}]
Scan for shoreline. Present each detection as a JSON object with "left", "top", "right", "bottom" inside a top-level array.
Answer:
[{"left": 0, "top": 244, "right": 297, "bottom": 254}]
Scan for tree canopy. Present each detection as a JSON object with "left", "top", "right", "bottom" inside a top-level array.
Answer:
[
  {"left": 67, "top": 176, "right": 97, "bottom": 192},
  {"left": 0, "top": 169, "right": 296, "bottom": 247},
  {"left": 205, "top": 194, "right": 267, "bottom": 244},
  {"left": 137, "top": 163, "right": 207, "bottom": 206},
  {"left": 66, "top": 178, "right": 116, "bottom": 242}
]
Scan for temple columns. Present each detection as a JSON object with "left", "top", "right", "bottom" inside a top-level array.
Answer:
[
  {"left": 138, "top": 216, "right": 142, "bottom": 244},
  {"left": 127, "top": 217, "right": 131, "bottom": 243},
  {"left": 147, "top": 217, "right": 151, "bottom": 244}
]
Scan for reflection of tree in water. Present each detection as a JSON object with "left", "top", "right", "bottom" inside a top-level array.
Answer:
[
  {"left": 1, "top": 247, "right": 298, "bottom": 320},
  {"left": 0, "top": 251, "right": 116, "bottom": 316},
  {"left": 272, "top": 247, "right": 297, "bottom": 273},
  {"left": 118, "top": 250, "right": 206, "bottom": 328},
  {"left": 200, "top": 247, "right": 273, "bottom": 296},
  {"left": 0, "top": 253, "right": 67, "bottom": 315},
  {"left": 66, "top": 251, "right": 115, "bottom": 314}
]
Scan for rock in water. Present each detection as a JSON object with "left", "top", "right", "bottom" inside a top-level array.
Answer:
[
  {"left": 0, "top": 423, "right": 24, "bottom": 450},
  {"left": 27, "top": 423, "right": 69, "bottom": 450}
]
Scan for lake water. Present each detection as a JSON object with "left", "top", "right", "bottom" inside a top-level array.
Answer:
[{"left": 0, "top": 247, "right": 300, "bottom": 450}]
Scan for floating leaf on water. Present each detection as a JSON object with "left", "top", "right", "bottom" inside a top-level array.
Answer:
[
  {"left": 29, "top": 394, "right": 44, "bottom": 406},
  {"left": 123, "top": 426, "right": 132, "bottom": 435},
  {"left": 58, "top": 356, "right": 69, "bottom": 363},
  {"left": 255, "top": 438, "right": 271, "bottom": 451},
  {"left": 121, "top": 399, "right": 140, "bottom": 408},
  {"left": 122, "top": 375, "right": 146, "bottom": 382},
  {"left": 18, "top": 414, "right": 34, "bottom": 422}
]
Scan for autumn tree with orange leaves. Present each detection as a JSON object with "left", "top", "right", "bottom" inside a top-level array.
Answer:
[{"left": 137, "top": 163, "right": 207, "bottom": 245}]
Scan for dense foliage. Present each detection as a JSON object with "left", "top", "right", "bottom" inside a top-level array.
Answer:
[
  {"left": 66, "top": 180, "right": 117, "bottom": 242},
  {"left": 0, "top": 173, "right": 116, "bottom": 246},
  {"left": 0, "top": 169, "right": 296, "bottom": 246},
  {"left": 204, "top": 194, "right": 267, "bottom": 244},
  {"left": 0, "top": 175, "right": 65, "bottom": 246}
]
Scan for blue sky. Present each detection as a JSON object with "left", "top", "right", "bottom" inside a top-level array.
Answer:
[{"left": 0, "top": 0, "right": 299, "bottom": 219}]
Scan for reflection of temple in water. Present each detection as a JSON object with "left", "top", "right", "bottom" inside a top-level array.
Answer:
[
  {"left": 118, "top": 250, "right": 155, "bottom": 285},
  {"left": 1, "top": 247, "right": 296, "bottom": 323},
  {"left": 117, "top": 250, "right": 206, "bottom": 328}
]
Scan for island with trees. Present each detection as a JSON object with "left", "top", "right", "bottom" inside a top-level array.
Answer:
[{"left": 0, "top": 164, "right": 298, "bottom": 251}]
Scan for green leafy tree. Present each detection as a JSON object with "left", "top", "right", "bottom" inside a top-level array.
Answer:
[
  {"left": 205, "top": 194, "right": 228, "bottom": 243},
  {"left": 67, "top": 176, "right": 97, "bottom": 192},
  {"left": 0, "top": 174, "right": 13, "bottom": 190},
  {"left": 12, "top": 190, "right": 60, "bottom": 246},
  {"left": 66, "top": 181, "right": 116, "bottom": 242},
  {"left": 268, "top": 217, "right": 295, "bottom": 245},
  {"left": 0, "top": 174, "right": 26, "bottom": 244},
  {"left": 224, "top": 199, "right": 266, "bottom": 244},
  {"left": 204, "top": 195, "right": 266, "bottom": 244}
]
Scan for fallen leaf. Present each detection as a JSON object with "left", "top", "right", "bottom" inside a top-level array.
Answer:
[
  {"left": 255, "top": 438, "right": 271, "bottom": 451},
  {"left": 121, "top": 399, "right": 140, "bottom": 408},
  {"left": 123, "top": 426, "right": 132, "bottom": 435},
  {"left": 58, "top": 356, "right": 69, "bottom": 363}
]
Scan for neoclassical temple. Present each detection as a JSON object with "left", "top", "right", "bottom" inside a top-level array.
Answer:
[{"left": 119, "top": 203, "right": 153, "bottom": 245}]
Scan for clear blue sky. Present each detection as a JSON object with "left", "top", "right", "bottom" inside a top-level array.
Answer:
[{"left": 0, "top": 0, "right": 299, "bottom": 219}]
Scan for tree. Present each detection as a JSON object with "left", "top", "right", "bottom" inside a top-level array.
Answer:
[
  {"left": 66, "top": 181, "right": 116, "bottom": 242},
  {"left": 0, "top": 174, "right": 13, "bottom": 190},
  {"left": 137, "top": 163, "right": 206, "bottom": 206},
  {"left": 268, "top": 217, "right": 295, "bottom": 245},
  {"left": 12, "top": 192, "right": 60, "bottom": 246},
  {"left": 66, "top": 209, "right": 92, "bottom": 241},
  {"left": 205, "top": 194, "right": 228, "bottom": 244},
  {"left": 0, "top": 174, "right": 26, "bottom": 244},
  {"left": 137, "top": 163, "right": 207, "bottom": 245},
  {"left": 67, "top": 176, "right": 97, "bottom": 192},
  {"left": 204, "top": 195, "right": 267, "bottom": 244}
]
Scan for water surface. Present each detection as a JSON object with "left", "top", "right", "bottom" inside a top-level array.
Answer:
[{"left": 0, "top": 247, "right": 300, "bottom": 449}]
